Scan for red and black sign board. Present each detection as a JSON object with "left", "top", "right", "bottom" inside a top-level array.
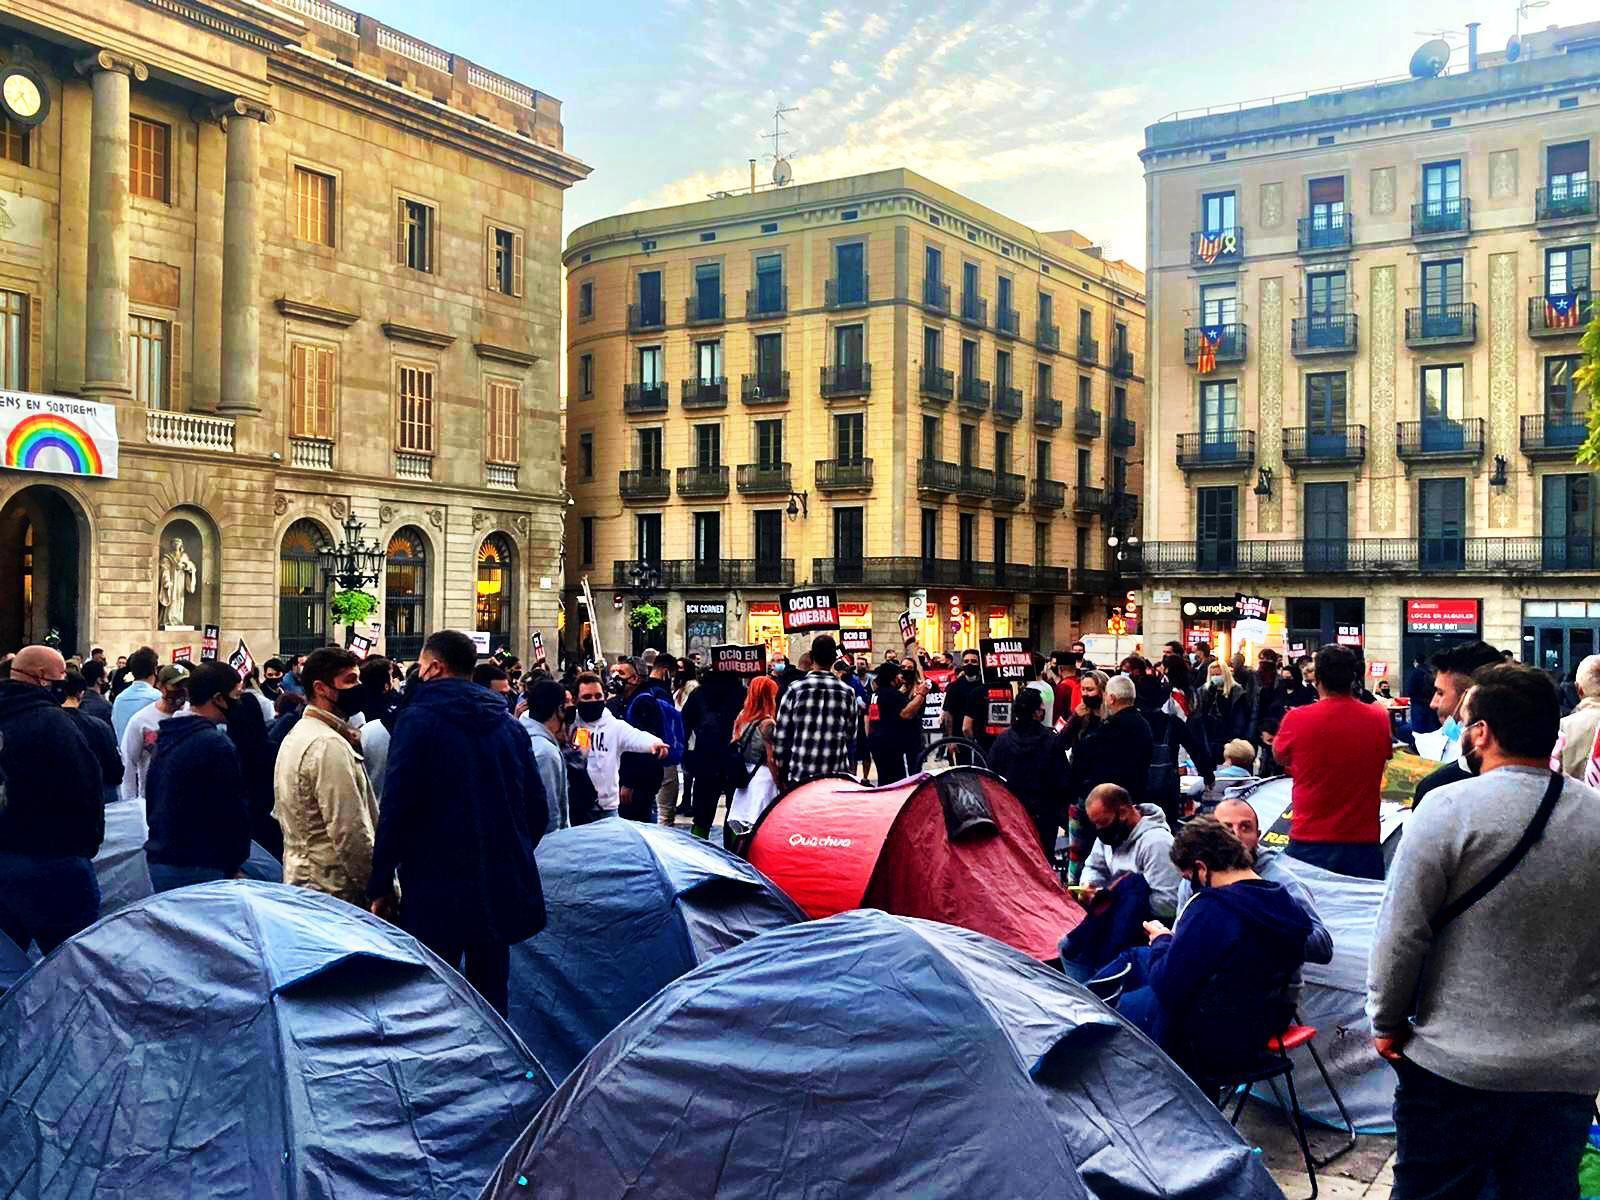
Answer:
[
  {"left": 1233, "top": 593, "right": 1269, "bottom": 623},
  {"left": 711, "top": 643, "right": 768, "bottom": 676},
  {"left": 201, "top": 624, "right": 220, "bottom": 661},
  {"left": 348, "top": 633, "right": 373, "bottom": 661},
  {"left": 532, "top": 629, "right": 547, "bottom": 666},
  {"left": 898, "top": 609, "right": 917, "bottom": 647},
  {"left": 984, "top": 683, "right": 1015, "bottom": 737},
  {"left": 922, "top": 666, "right": 952, "bottom": 734},
  {"left": 779, "top": 588, "right": 841, "bottom": 633},
  {"left": 227, "top": 638, "right": 255, "bottom": 679},
  {"left": 840, "top": 627, "right": 872, "bottom": 654},
  {"left": 980, "top": 637, "right": 1032, "bottom": 683},
  {"left": 171, "top": 645, "right": 192, "bottom": 664},
  {"left": 1405, "top": 598, "right": 1480, "bottom": 635}
]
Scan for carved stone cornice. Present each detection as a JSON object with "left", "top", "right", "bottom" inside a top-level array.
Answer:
[
  {"left": 74, "top": 51, "right": 149, "bottom": 81},
  {"left": 207, "top": 97, "right": 275, "bottom": 125},
  {"left": 381, "top": 321, "right": 456, "bottom": 349},
  {"left": 276, "top": 298, "right": 359, "bottom": 328},
  {"left": 473, "top": 341, "right": 539, "bottom": 368}
]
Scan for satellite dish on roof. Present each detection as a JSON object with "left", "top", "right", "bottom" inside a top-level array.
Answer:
[
  {"left": 1505, "top": 34, "right": 1523, "bottom": 61},
  {"left": 772, "top": 157, "right": 792, "bottom": 186},
  {"left": 1409, "top": 38, "right": 1452, "bottom": 77}
]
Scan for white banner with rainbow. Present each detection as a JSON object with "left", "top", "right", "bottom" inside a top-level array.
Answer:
[{"left": 0, "top": 391, "right": 118, "bottom": 479}]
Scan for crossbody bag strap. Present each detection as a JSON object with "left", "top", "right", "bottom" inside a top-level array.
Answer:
[{"left": 1428, "top": 770, "right": 1565, "bottom": 936}]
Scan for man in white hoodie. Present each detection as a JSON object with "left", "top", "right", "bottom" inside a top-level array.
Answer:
[{"left": 574, "top": 672, "right": 667, "bottom": 816}]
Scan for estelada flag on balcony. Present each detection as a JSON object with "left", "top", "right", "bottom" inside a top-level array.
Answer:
[
  {"left": 1545, "top": 292, "right": 1581, "bottom": 329},
  {"left": 1195, "top": 229, "right": 1237, "bottom": 265},
  {"left": 1195, "top": 325, "right": 1224, "bottom": 375}
]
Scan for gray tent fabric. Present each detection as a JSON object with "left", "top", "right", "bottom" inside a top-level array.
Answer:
[
  {"left": 484, "top": 910, "right": 1281, "bottom": 1200},
  {"left": 92, "top": 797, "right": 280, "bottom": 915},
  {"left": 0, "top": 927, "right": 26, "bottom": 993},
  {"left": 0, "top": 880, "right": 553, "bottom": 1198}
]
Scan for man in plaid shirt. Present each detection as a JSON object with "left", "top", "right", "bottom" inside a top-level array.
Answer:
[{"left": 774, "top": 635, "right": 863, "bottom": 789}]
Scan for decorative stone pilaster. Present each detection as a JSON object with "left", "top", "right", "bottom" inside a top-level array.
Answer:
[
  {"left": 1369, "top": 265, "right": 1397, "bottom": 531},
  {"left": 216, "top": 98, "right": 274, "bottom": 415},
  {"left": 1488, "top": 252, "right": 1519, "bottom": 528},
  {"left": 1257, "top": 277, "right": 1283, "bottom": 532}
]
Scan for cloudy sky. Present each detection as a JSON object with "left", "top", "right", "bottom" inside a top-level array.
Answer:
[{"left": 375, "top": 0, "right": 1593, "bottom": 267}]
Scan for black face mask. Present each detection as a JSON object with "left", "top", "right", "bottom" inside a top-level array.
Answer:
[
  {"left": 46, "top": 680, "right": 67, "bottom": 704},
  {"left": 1082, "top": 694, "right": 1103, "bottom": 711},
  {"left": 1096, "top": 819, "right": 1132, "bottom": 849},
  {"left": 963, "top": 664, "right": 981, "bottom": 678},
  {"left": 261, "top": 679, "right": 282, "bottom": 701},
  {"left": 561, "top": 706, "right": 577, "bottom": 725},
  {"left": 577, "top": 699, "right": 607, "bottom": 723},
  {"left": 333, "top": 683, "right": 366, "bottom": 721}
]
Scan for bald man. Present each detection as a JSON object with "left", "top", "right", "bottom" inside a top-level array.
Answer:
[{"left": 0, "top": 645, "right": 108, "bottom": 953}]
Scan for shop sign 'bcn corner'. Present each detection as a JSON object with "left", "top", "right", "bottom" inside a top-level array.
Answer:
[
  {"left": 0, "top": 392, "right": 119, "bottom": 479},
  {"left": 779, "top": 588, "right": 840, "bottom": 633}
]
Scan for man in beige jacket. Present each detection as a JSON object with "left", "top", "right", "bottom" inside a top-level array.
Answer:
[
  {"left": 273, "top": 646, "right": 377, "bottom": 905},
  {"left": 1558, "top": 653, "right": 1600, "bottom": 780}
]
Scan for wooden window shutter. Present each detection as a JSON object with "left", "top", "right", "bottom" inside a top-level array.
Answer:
[
  {"left": 168, "top": 322, "right": 182, "bottom": 410},
  {"left": 323, "top": 347, "right": 338, "bottom": 439},
  {"left": 289, "top": 344, "right": 304, "bottom": 434},
  {"left": 395, "top": 198, "right": 407, "bottom": 265},
  {"left": 512, "top": 233, "right": 524, "bottom": 297},
  {"left": 484, "top": 225, "right": 497, "bottom": 291},
  {"left": 25, "top": 290, "right": 40, "bottom": 393}
]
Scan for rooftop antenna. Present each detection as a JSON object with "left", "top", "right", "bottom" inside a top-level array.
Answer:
[
  {"left": 1507, "top": 0, "right": 1549, "bottom": 60},
  {"left": 763, "top": 103, "right": 798, "bottom": 187}
]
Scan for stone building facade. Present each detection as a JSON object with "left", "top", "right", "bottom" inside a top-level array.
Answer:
[
  {"left": 564, "top": 169, "right": 1144, "bottom": 660},
  {"left": 0, "top": 0, "right": 587, "bottom": 663}
]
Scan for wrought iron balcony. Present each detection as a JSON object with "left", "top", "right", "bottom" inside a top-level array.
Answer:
[
  {"left": 1034, "top": 396, "right": 1063, "bottom": 429},
  {"left": 1528, "top": 291, "right": 1593, "bottom": 336},
  {"left": 1037, "top": 321, "right": 1060, "bottom": 353},
  {"left": 820, "top": 363, "right": 872, "bottom": 398},
  {"left": 996, "top": 307, "right": 1020, "bottom": 338},
  {"left": 623, "top": 382, "right": 668, "bottom": 414},
  {"left": 1298, "top": 213, "right": 1353, "bottom": 254},
  {"left": 1077, "top": 334, "right": 1099, "bottom": 364},
  {"left": 957, "top": 375, "right": 991, "bottom": 413},
  {"left": 1291, "top": 313, "right": 1358, "bottom": 355},
  {"left": 1111, "top": 348, "right": 1135, "bottom": 378},
  {"left": 628, "top": 302, "right": 665, "bottom": 332},
  {"left": 680, "top": 376, "right": 727, "bottom": 409},
  {"left": 619, "top": 468, "right": 670, "bottom": 501},
  {"left": 825, "top": 273, "right": 869, "bottom": 309},
  {"left": 994, "top": 471, "right": 1026, "bottom": 505},
  {"left": 810, "top": 557, "right": 1074, "bottom": 593},
  {"left": 741, "top": 371, "right": 789, "bottom": 404},
  {"left": 685, "top": 292, "right": 725, "bottom": 324},
  {"left": 1412, "top": 197, "right": 1470, "bottom": 238},
  {"left": 960, "top": 294, "right": 987, "bottom": 328},
  {"left": 1283, "top": 424, "right": 1367, "bottom": 466},
  {"left": 1521, "top": 413, "right": 1588, "bottom": 459},
  {"left": 1075, "top": 405, "right": 1102, "bottom": 438},
  {"left": 923, "top": 279, "right": 951, "bottom": 312},
  {"left": 746, "top": 286, "right": 788, "bottom": 319},
  {"left": 994, "top": 386, "right": 1023, "bottom": 422},
  {"left": 1073, "top": 485, "right": 1106, "bottom": 515},
  {"left": 1110, "top": 415, "right": 1137, "bottom": 448},
  {"left": 736, "top": 462, "right": 792, "bottom": 494},
  {"left": 1108, "top": 491, "right": 1139, "bottom": 524},
  {"left": 1177, "top": 430, "right": 1257, "bottom": 471},
  {"left": 1031, "top": 478, "right": 1066, "bottom": 510},
  {"left": 1395, "top": 418, "right": 1485, "bottom": 462},
  {"left": 956, "top": 464, "right": 995, "bottom": 498},
  {"left": 1404, "top": 303, "right": 1478, "bottom": 347},
  {"left": 920, "top": 366, "right": 954, "bottom": 404},
  {"left": 1190, "top": 227, "right": 1243, "bottom": 266},
  {"left": 918, "top": 459, "right": 959, "bottom": 494},
  {"left": 612, "top": 558, "right": 796, "bottom": 589},
  {"left": 815, "top": 457, "right": 874, "bottom": 491},
  {"left": 1183, "top": 324, "right": 1247, "bottom": 367},
  {"left": 1536, "top": 181, "right": 1596, "bottom": 223},
  {"left": 676, "top": 464, "right": 729, "bottom": 497},
  {"left": 1138, "top": 536, "right": 1595, "bottom": 577},
  {"left": 1076, "top": 567, "right": 1112, "bottom": 593}
]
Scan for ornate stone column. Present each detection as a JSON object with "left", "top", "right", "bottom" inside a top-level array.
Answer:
[
  {"left": 216, "top": 99, "right": 272, "bottom": 415},
  {"left": 76, "top": 51, "right": 147, "bottom": 401}
]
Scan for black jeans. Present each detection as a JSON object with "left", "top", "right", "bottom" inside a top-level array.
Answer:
[
  {"left": 1391, "top": 1057, "right": 1592, "bottom": 1200},
  {"left": 0, "top": 852, "right": 100, "bottom": 954},
  {"left": 1285, "top": 839, "right": 1384, "bottom": 880},
  {"left": 871, "top": 747, "right": 908, "bottom": 787},
  {"left": 618, "top": 786, "right": 657, "bottom": 823},
  {"left": 689, "top": 772, "right": 723, "bottom": 832},
  {"left": 416, "top": 929, "right": 511, "bottom": 1017}
]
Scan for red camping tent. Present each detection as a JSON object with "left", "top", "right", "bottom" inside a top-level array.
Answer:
[{"left": 747, "top": 768, "right": 1083, "bottom": 961}]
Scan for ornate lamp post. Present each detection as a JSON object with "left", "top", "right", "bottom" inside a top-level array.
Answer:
[{"left": 318, "top": 514, "right": 387, "bottom": 638}]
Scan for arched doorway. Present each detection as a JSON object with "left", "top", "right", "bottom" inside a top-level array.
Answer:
[
  {"left": 279, "top": 519, "right": 329, "bottom": 657},
  {"left": 385, "top": 526, "right": 428, "bottom": 662},
  {"left": 0, "top": 485, "right": 83, "bottom": 654},
  {"left": 476, "top": 533, "right": 514, "bottom": 656}
]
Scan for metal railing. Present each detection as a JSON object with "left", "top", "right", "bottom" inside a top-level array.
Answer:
[
  {"left": 1395, "top": 418, "right": 1486, "bottom": 460},
  {"left": 1176, "top": 430, "right": 1257, "bottom": 470},
  {"left": 810, "top": 557, "right": 1074, "bottom": 593},
  {"left": 994, "top": 386, "right": 1023, "bottom": 421},
  {"left": 923, "top": 279, "right": 951, "bottom": 312},
  {"left": 741, "top": 371, "right": 788, "bottom": 404},
  {"left": 623, "top": 382, "right": 669, "bottom": 413},
  {"left": 619, "top": 468, "right": 670, "bottom": 500},
  {"left": 1034, "top": 396, "right": 1063, "bottom": 429},
  {"left": 1292, "top": 313, "right": 1358, "bottom": 354},
  {"left": 736, "top": 462, "right": 792, "bottom": 494},
  {"left": 1076, "top": 334, "right": 1099, "bottom": 363},
  {"left": 994, "top": 471, "right": 1026, "bottom": 504},
  {"left": 920, "top": 366, "right": 954, "bottom": 403},
  {"left": 1536, "top": 181, "right": 1595, "bottom": 223},
  {"left": 1282, "top": 424, "right": 1368, "bottom": 465},
  {"left": 747, "top": 285, "right": 788, "bottom": 319},
  {"left": 815, "top": 458, "right": 874, "bottom": 490},
  {"left": 1138, "top": 536, "right": 1589, "bottom": 577},
  {"left": 612, "top": 558, "right": 796, "bottom": 589},
  {"left": 1183, "top": 324, "right": 1247, "bottom": 365},
  {"left": 825, "top": 274, "right": 869, "bottom": 308},
  {"left": 1405, "top": 303, "right": 1477, "bottom": 346},
  {"left": 960, "top": 294, "right": 987, "bottom": 327},
  {"left": 1191, "top": 227, "right": 1244, "bottom": 266},
  {"left": 676, "top": 464, "right": 730, "bottom": 497},
  {"left": 1297, "top": 213, "right": 1353, "bottom": 253},
  {"left": 1037, "top": 322, "right": 1060, "bottom": 353},
  {"left": 956, "top": 464, "right": 995, "bottom": 498},
  {"left": 685, "top": 292, "right": 725, "bottom": 324},
  {"left": 820, "top": 363, "right": 872, "bottom": 398},
  {"left": 1528, "top": 291, "right": 1593, "bottom": 336},
  {"left": 1031, "top": 478, "right": 1066, "bottom": 509},
  {"left": 1111, "top": 348, "right": 1135, "bottom": 377},
  {"left": 918, "top": 459, "right": 959, "bottom": 493},
  {"left": 1111, "top": 415, "right": 1137, "bottom": 448},
  {"left": 996, "top": 307, "right": 1020, "bottom": 338},
  {"left": 681, "top": 377, "right": 727, "bottom": 409},
  {"left": 1411, "top": 197, "right": 1470, "bottom": 238},
  {"left": 627, "top": 302, "right": 665, "bottom": 332},
  {"left": 1073, "top": 485, "right": 1106, "bottom": 514},
  {"left": 957, "top": 375, "right": 991, "bottom": 413},
  {"left": 1520, "top": 413, "right": 1588, "bottom": 458},
  {"left": 1075, "top": 406, "right": 1102, "bottom": 438}
]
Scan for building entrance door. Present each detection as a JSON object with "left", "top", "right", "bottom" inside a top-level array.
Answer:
[{"left": 0, "top": 485, "right": 84, "bottom": 654}]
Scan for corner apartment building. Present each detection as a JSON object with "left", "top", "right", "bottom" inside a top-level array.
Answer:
[
  {"left": 0, "top": 0, "right": 587, "bottom": 661},
  {"left": 564, "top": 169, "right": 1145, "bottom": 659},
  {"left": 1139, "top": 26, "right": 1600, "bottom": 680}
]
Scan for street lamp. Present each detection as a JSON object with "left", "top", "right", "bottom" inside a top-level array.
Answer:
[
  {"left": 626, "top": 560, "right": 662, "bottom": 598},
  {"left": 785, "top": 489, "right": 809, "bottom": 520},
  {"left": 318, "top": 513, "right": 386, "bottom": 591}
]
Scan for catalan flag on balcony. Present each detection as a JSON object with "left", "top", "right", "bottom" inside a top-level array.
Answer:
[
  {"left": 1545, "top": 292, "right": 1581, "bottom": 330},
  {"left": 1195, "top": 229, "right": 1238, "bottom": 264},
  {"left": 1195, "top": 325, "right": 1223, "bottom": 375}
]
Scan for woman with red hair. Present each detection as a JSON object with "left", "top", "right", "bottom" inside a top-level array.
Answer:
[{"left": 727, "top": 674, "right": 781, "bottom": 835}]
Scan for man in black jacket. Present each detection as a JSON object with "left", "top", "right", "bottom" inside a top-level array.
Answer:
[
  {"left": 145, "top": 662, "right": 250, "bottom": 892},
  {"left": 1068, "top": 674, "right": 1155, "bottom": 807},
  {"left": 369, "top": 629, "right": 547, "bottom": 1015},
  {"left": 987, "top": 687, "right": 1060, "bottom": 855},
  {"left": 0, "top": 645, "right": 105, "bottom": 953},
  {"left": 62, "top": 669, "right": 122, "bottom": 807},
  {"left": 77, "top": 659, "right": 115, "bottom": 726},
  {"left": 611, "top": 656, "right": 672, "bottom": 822}
]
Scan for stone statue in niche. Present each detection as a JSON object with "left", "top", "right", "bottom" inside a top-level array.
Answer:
[{"left": 159, "top": 532, "right": 198, "bottom": 629}]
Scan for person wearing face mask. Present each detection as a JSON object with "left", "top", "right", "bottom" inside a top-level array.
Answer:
[
  {"left": 1196, "top": 658, "right": 1248, "bottom": 755},
  {"left": 60, "top": 669, "right": 123, "bottom": 807},
  {"left": 1077, "top": 781, "right": 1181, "bottom": 921},
  {"left": 143, "top": 662, "right": 251, "bottom": 893},
  {"left": 572, "top": 671, "right": 667, "bottom": 817},
  {"left": 1066, "top": 676, "right": 1156, "bottom": 850},
  {"left": 987, "top": 688, "right": 1059, "bottom": 854},
  {"left": 942, "top": 648, "right": 989, "bottom": 745},
  {"left": 0, "top": 645, "right": 106, "bottom": 955},
  {"left": 1052, "top": 669, "right": 1109, "bottom": 885},
  {"left": 521, "top": 679, "right": 570, "bottom": 834},
  {"left": 119, "top": 665, "right": 191, "bottom": 803},
  {"left": 1409, "top": 640, "right": 1504, "bottom": 811},
  {"left": 272, "top": 646, "right": 378, "bottom": 906}
]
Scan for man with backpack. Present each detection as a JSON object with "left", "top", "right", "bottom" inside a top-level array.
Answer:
[
  {"left": 610, "top": 657, "right": 683, "bottom": 822},
  {"left": 576, "top": 671, "right": 668, "bottom": 819}
]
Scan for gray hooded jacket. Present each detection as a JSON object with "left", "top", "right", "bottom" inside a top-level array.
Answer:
[{"left": 1080, "top": 802, "right": 1181, "bottom": 920}]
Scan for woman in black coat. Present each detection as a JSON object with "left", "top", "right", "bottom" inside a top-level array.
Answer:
[{"left": 1196, "top": 659, "right": 1250, "bottom": 756}]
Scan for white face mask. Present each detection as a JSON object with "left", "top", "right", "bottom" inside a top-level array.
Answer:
[{"left": 1208, "top": 675, "right": 1223, "bottom": 688}]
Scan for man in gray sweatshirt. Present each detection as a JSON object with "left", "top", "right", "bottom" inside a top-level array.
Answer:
[{"left": 1367, "top": 663, "right": 1600, "bottom": 1198}]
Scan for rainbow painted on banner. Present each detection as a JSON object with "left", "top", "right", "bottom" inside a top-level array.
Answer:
[{"left": 4, "top": 412, "right": 105, "bottom": 476}]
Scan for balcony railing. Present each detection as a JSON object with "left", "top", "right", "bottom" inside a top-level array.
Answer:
[
  {"left": 820, "top": 363, "right": 872, "bottom": 398},
  {"left": 1110, "top": 415, "right": 1137, "bottom": 448},
  {"left": 1536, "top": 181, "right": 1596, "bottom": 223},
  {"left": 612, "top": 559, "right": 796, "bottom": 589},
  {"left": 394, "top": 452, "right": 432, "bottom": 482},
  {"left": 485, "top": 462, "right": 518, "bottom": 490},
  {"left": 1139, "top": 536, "right": 1594, "bottom": 577},
  {"left": 1076, "top": 334, "right": 1099, "bottom": 364},
  {"left": 1190, "top": 227, "right": 1243, "bottom": 266},
  {"left": 619, "top": 468, "right": 670, "bottom": 500},
  {"left": 994, "top": 471, "right": 1026, "bottom": 505},
  {"left": 147, "top": 409, "right": 235, "bottom": 452},
  {"left": 1405, "top": 303, "right": 1478, "bottom": 347},
  {"left": 810, "top": 557, "right": 1075, "bottom": 593},
  {"left": 1073, "top": 485, "right": 1106, "bottom": 515},
  {"left": 815, "top": 457, "right": 874, "bottom": 491},
  {"left": 1183, "top": 324, "right": 1247, "bottom": 367},
  {"left": 825, "top": 274, "right": 869, "bottom": 309},
  {"left": 960, "top": 294, "right": 987, "bottom": 328},
  {"left": 994, "top": 386, "right": 1023, "bottom": 421},
  {"left": 918, "top": 459, "right": 959, "bottom": 494},
  {"left": 747, "top": 285, "right": 788, "bottom": 319},
  {"left": 1108, "top": 492, "right": 1139, "bottom": 525},
  {"left": 623, "top": 382, "right": 669, "bottom": 414},
  {"left": 1031, "top": 479, "right": 1066, "bottom": 510},
  {"left": 685, "top": 292, "right": 725, "bottom": 324},
  {"left": 736, "top": 462, "right": 792, "bottom": 494},
  {"left": 923, "top": 279, "right": 951, "bottom": 312},
  {"left": 1177, "top": 430, "right": 1257, "bottom": 471},
  {"left": 676, "top": 464, "right": 730, "bottom": 497},
  {"left": 1282, "top": 424, "right": 1368, "bottom": 466},
  {"left": 1521, "top": 413, "right": 1588, "bottom": 459},
  {"left": 920, "top": 366, "right": 954, "bottom": 404},
  {"left": 996, "top": 307, "right": 1020, "bottom": 338},
  {"left": 628, "top": 302, "right": 665, "bottom": 332},
  {"left": 1297, "top": 213, "right": 1353, "bottom": 254},
  {"left": 1528, "top": 291, "right": 1593, "bottom": 336},
  {"left": 1395, "top": 418, "right": 1486, "bottom": 462},
  {"left": 956, "top": 464, "right": 995, "bottom": 498},
  {"left": 1037, "top": 321, "right": 1060, "bottom": 353},
  {"left": 1412, "top": 197, "right": 1470, "bottom": 238},
  {"left": 957, "top": 376, "right": 991, "bottom": 413},
  {"left": 1111, "top": 348, "right": 1135, "bottom": 377},
  {"left": 1075, "top": 405, "right": 1102, "bottom": 438},
  {"left": 680, "top": 376, "right": 727, "bottom": 409},
  {"left": 741, "top": 371, "right": 789, "bottom": 404},
  {"left": 1034, "top": 396, "right": 1063, "bottom": 429},
  {"left": 289, "top": 436, "right": 333, "bottom": 470},
  {"left": 1291, "top": 313, "right": 1358, "bottom": 355}
]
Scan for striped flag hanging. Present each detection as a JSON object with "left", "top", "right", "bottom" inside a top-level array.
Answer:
[
  {"left": 1545, "top": 292, "right": 1581, "bottom": 330},
  {"left": 1195, "top": 325, "right": 1223, "bottom": 374}
]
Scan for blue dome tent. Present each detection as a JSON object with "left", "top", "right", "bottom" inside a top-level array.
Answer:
[
  {"left": 484, "top": 910, "right": 1280, "bottom": 1199},
  {"left": 507, "top": 821, "right": 804, "bottom": 1080},
  {"left": 0, "top": 881, "right": 553, "bottom": 1199}
]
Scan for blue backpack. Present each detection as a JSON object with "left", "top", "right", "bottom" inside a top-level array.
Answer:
[{"left": 628, "top": 691, "right": 686, "bottom": 767}]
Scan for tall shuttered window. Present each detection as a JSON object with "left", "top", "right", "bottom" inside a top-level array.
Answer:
[
  {"left": 0, "top": 290, "right": 25, "bottom": 390},
  {"left": 487, "top": 225, "right": 524, "bottom": 296},
  {"left": 397, "top": 198, "right": 434, "bottom": 272},
  {"left": 129, "top": 117, "right": 169, "bottom": 203},
  {"left": 289, "top": 344, "right": 335, "bottom": 439},
  {"left": 0, "top": 117, "right": 28, "bottom": 166},
  {"left": 485, "top": 379, "right": 520, "bottom": 464},
  {"left": 294, "top": 167, "right": 335, "bottom": 246},
  {"left": 396, "top": 364, "right": 434, "bottom": 453},
  {"left": 130, "top": 315, "right": 168, "bottom": 409}
]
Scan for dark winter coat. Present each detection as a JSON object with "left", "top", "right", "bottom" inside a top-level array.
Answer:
[
  {"left": 226, "top": 689, "right": 281, "bottom": 859},
  {"left": 0, "top": 681, "right": 104, "bottom": 858},
  {"left": 144, "top": 714, "right": 250, "bottom": 873},
  {"left": 1197, "top": 683, "right": 1249, "bottom": 755},
  {"left": 370, "top": 676, "right": 547, "bottom": 946},
  {"left": 612, "top": 678, "right": 670, "bottom": 797},
  {"left": 987, "top": 720, "right": 1061, "bottom": 827},
  {"left": 65, "top": 708, "right": 122, "bottom": 807},
  {"left": 1068, "top": 705, "right": 1155, "bottom": 806}
]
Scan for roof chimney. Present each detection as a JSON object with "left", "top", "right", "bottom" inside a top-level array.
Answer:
[{"left": 1467, "top": 21, "right": 1480, "bottom": 69}]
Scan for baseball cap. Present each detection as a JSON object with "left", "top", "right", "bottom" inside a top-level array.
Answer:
[{"left": 157, "top": 665, "right": 190, "bottom": 686}]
